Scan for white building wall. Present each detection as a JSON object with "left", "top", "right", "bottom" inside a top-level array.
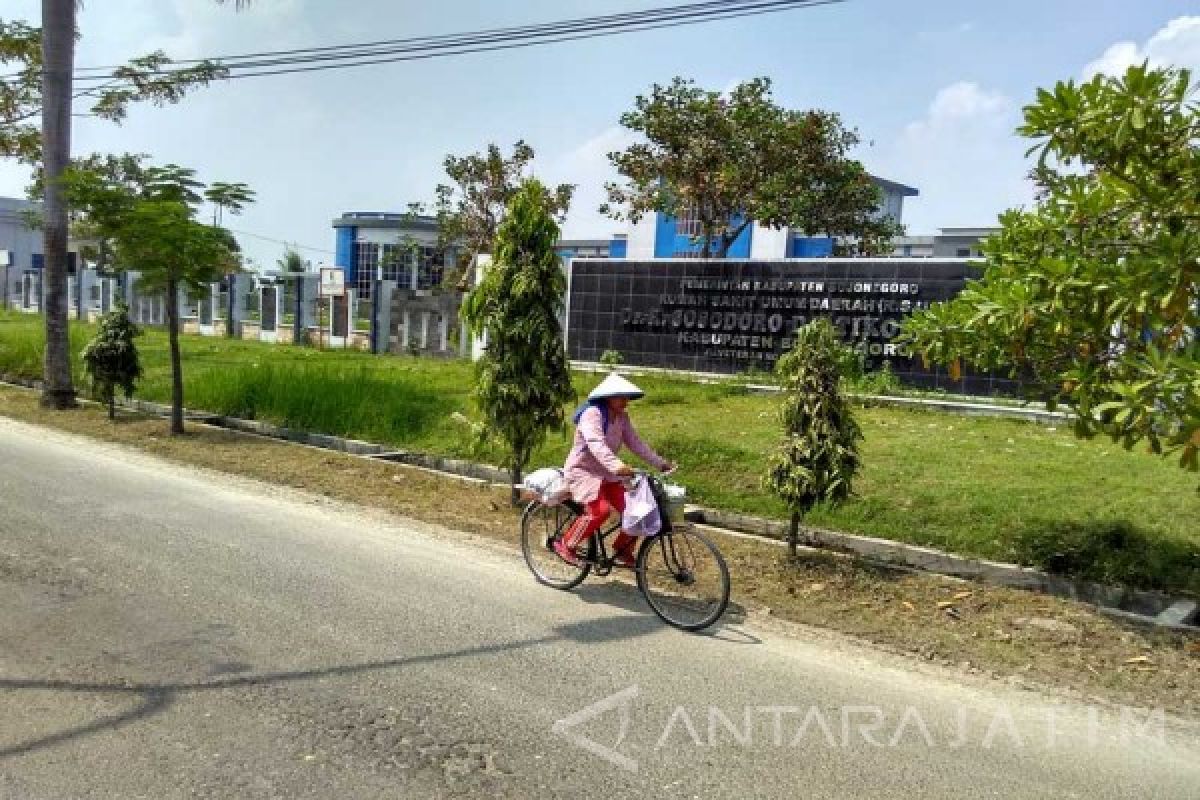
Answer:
[
  {"left": 749, "top": 223, "right": 790, "bottom": 259},
  {"left": 625, "top": 215, "right": 657, "bottom": 260},
  {"left": 1, "top": 197, "right": 41, "bottom": 306}
]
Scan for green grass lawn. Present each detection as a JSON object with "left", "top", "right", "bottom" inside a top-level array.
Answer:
[{"left": 3, "top": 309, "right": 1197, "bottom": 594}]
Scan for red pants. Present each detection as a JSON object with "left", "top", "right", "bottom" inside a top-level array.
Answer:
[{"left": 564, "top": 481, "right": 637, "bottom": 556}]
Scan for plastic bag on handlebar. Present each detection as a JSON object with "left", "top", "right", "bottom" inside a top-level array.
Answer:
[{"left": 622, "top": 476, "right": 662, "bottom": 537}]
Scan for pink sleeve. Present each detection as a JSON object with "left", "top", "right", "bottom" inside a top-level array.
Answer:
[
  {"left": 580, "top": 407, "right": 625, "bottom": 472},
  {"left": 623, "top": 416, "right": 666, "bottom": 470}
]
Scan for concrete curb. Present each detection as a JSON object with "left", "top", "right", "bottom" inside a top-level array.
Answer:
[
  {"left": 685, "top": 506, "right": 1197, "bottom": 634},
  {"left": 1, "top": 373, "right": 1192, "bottom": 632},
  {"left": 120, "top": 396, "right": 510, "bottom": 480},
  {"left": 571, "top": 361, "right": 1070, "bottom": 425}
]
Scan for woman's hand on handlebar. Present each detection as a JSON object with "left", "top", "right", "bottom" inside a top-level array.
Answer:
[{"left": 659, "top": 460, "right": 678, "bottom": 476}]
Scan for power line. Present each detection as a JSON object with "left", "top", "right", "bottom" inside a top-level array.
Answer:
[
  {"left": 55, "top": 0, "right": 842, "bottom": 86},
  {"left": 224, "top": 227, "right": 335, "bottom": 256},
  {"left": 68, "top": 0, "right": 828, "bottom": 76},
  {"left": 66, "top": 0, "right": 839, "bottom": 78}
]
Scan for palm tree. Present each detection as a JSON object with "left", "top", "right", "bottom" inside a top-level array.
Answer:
[
  {"left": 276, "top": 247, "right": 306, "bottom": 274},
  {"left": 38, "top": 0, "right": 251, "bottom": 410},
  {"left": 205, "top": 181, "right": 255, "bottom": 226},
  {"left": 39, "top": 0, "right": 78, "bottom": 409}
]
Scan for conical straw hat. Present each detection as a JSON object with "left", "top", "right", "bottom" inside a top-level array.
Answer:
[{"left": 587, "top": 372, "right": 645, "bottom": 401}]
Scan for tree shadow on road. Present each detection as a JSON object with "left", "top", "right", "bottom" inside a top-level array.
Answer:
[{"left": 0, "top": 611, "right": 669, "bottom": 760}]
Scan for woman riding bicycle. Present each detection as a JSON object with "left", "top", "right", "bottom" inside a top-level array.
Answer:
[{"left": 556, "top": 373, "right": 674, "bottom": 568}]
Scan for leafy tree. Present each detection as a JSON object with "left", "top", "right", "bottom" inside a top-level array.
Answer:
[
  {"left": 603, "top": 77, "right": 902, "bottom": 258},
  {"left": 25, "top": 153, "right": 151, "bottom": 274},
  {"left": 2, "top": 12, "right": 230, "bottom": 410},
  {"left": 765, "top": 320, "right": 863, "bottom": 557},
  {"left": 461, "top": 178, "right": 576, "bottom": 503},
  {"left": 0, "top": 21, "right": 225, "bottom": 167},
  {"left": 276, "top": 247, "right": 307, "bottom": 274},
  {"left": 82, "top": 300, "right": 142, "bottom": 421},
  {"left": 436, "top": 141, "right": 574, "bottom": 288},
  {"left": 903, "top": 65, "right": 1199, "bottom": 472},
  {"left": 63, "top": 162, "right": 251, "bottom": 434},
  {"left": 205, "top": 181, "right": 256, "bottom": 226}
]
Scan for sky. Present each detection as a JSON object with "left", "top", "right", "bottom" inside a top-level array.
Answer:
[{"left": 3, "top": 0, "right": 1200, "bottom": 270}]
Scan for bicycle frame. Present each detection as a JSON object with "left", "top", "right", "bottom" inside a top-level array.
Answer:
[{"left": 558, "top": 471, "right": 677, "bottom": 577}]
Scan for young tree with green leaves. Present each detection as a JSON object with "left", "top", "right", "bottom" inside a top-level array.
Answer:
[
  {"left": 603, "top": 77, "right": 902, "bottom": 258},
  {"left": 461, "top": 178, "right": 576, "bottom": 504},
  {"left": 63, "top": 162, "right": 251, "bottom": 434},
  {"left": 436, "top": 141, "right": 574, "bottom": 288},
  {"left": 82, "top": 300, "right": 142, "bottom": 421},
  {"left": 115, "top": 199, "right": 242, "bottom": 434},
  {"left": 765, "top": 319, "right": 863, "bottom": 558},
  {"left": 903, "top": 65, "right": 1199, "bottom": 473},
  {"left": 2, "top": 12, "right": 230, "bottom": 411}
]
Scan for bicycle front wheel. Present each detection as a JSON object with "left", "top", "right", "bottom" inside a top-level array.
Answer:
[
  {"left": 521, "top": 502, "right": 591, "bottom": 590},
  {"left": 636, "top": 529, "right": 731, "bottom": 631}
]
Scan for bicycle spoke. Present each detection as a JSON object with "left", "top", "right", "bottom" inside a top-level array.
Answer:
[
  {"left": 638, "top": 530, "right": 730, "bottom": 631},
  {"left": 521, "top": 503, "right": 591, "bottom": 590}
]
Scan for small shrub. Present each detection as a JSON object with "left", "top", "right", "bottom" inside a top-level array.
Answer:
[
  {"left": 81, "top": 301, "right": 142, "bottom": 420},
  {"left": 599, "top": 349, "right": 624, "bottom": 368},
  {"left": 853, "top": 361, "right": 901, "bottom": 396}
]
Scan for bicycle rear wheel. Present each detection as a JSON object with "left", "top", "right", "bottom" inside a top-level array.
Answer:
[
  {"left": 521, "top": 502, "right": 592, "bottom": 590},
  {"left": 636, "top": 529, "right": 730, "bottom": 631}
]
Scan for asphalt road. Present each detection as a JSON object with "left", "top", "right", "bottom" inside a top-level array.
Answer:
[{"left": 1, "top": 417, "right": 1197, "bottom": 799}]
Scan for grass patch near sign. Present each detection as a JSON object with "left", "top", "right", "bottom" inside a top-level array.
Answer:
[{"left": 2, "top": 309, "right": 1198, "bottom": 595}]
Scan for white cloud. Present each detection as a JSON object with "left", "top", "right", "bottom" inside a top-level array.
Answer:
[
  {"left": 917, "top": 21, "right": 974, "bottom": 41},
  {"left": 545, "top": 126, "right": 636, "bottom": 240},
  {"left": 924, "top": 81, "right": 1010, "bottom": 122},
  {"left": 1083, "top": 15, "right": 1200, "bottom": 77},
  {"left": 872, "top": 81, "right": 1032, "bottom": 233}
]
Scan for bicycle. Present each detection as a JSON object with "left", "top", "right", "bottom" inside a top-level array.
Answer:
[{"left": 520, "top": 471, "right": 731, "bottom": 632}]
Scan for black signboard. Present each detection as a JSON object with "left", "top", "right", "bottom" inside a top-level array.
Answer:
[
  {"left": 261, "top": 286, "right": 278, "bottom": 332},
  {"left": 567, "top": 259, "right": 1009, "bottom": 394},
  {"left": 331, "top": 294, "right": 350, "bottom": 338},
  {"left": 199, "top": 289, "right": 214, "bottom": 325}
]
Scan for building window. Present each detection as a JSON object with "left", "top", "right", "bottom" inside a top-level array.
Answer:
[
  {"left": 674, "top": 207, "right": 703, "bottom": 239},
  {"left": 353, "top": 241, "right": 378, "bottom": 299},
  {"left": 380, "top": 244, "right": 405, "bottom": 284},
  {"left": 416, "top": 246, "right": 445, "bottom": 290},
  {"left": 956, "top": 247, "right": 971, "bottom": 258}
]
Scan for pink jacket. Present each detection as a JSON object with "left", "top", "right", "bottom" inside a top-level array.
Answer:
[{"left": 564, "top": 406, "right": 667, "bottom": 504}]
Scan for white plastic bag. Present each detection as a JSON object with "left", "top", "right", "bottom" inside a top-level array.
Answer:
[
  {"left": 622, "top": 476, "right": 662, "bottom": 537},
  {"left": 523, "top": 468, "right": 569, "bottom": 505}
]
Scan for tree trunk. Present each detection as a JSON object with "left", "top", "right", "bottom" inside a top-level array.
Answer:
[
  {"left": 510, "top": 464, "right": 523, "bottom": 508},
  {"left": 165, "top": 277, "right": 185, "bottom": 435},
  {"left": 787, "top": 512, "right": 802, "bottom": 559},
  {"left": 39, "top": 0, "right": 77, "bottom": 410},
  {"left": 108, "top": 393, "right": 116, "bottom": 421},
  {"left": 700, "top": 220, "right": 715, "bottom": 260}
]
